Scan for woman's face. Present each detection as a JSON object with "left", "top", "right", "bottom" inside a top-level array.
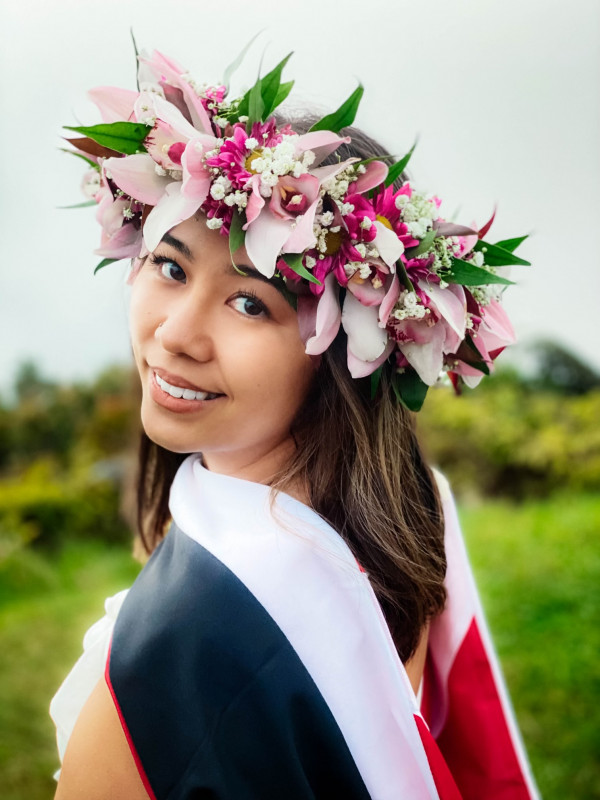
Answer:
[{"left": 129, "top": 216, "right": 315, "bottom": 481}]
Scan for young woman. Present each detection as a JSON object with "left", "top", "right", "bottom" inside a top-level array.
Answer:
[{"left": 51, "top": 47, "right": 539, "bottom": 799}]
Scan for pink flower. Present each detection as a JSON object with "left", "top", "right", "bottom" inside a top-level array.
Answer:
[{"left": 94, "top": 173, "right": 143, "bottom": 260}]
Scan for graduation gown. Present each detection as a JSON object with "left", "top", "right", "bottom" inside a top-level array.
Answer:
[{"left": 50, "top": 454, "right": 539, "bottom": 799}]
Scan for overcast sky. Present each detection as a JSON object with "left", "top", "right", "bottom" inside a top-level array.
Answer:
[{"left": 1, "top": 0, "right": 599, "bottom": 384}]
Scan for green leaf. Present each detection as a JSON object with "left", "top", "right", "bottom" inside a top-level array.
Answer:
[
  {"left": 229, "top": 210, "right": 246, "bottom": 265},
  {"left": 59, "top": 148, "right": 99, "bottom": 169},
  {"left": 446, "top": 258, "right": 514, "bottom": 286},
  {"left": 308, "top": 84, "right": 364, "bottom": 133},
  {"left": 370, "top": 366, "right": 383, "bottom": 399},
  {"left": 404, "top": 229, "right": 436, "bottom": 258},
  {"left": 64, "top": 122, "right": 151, "bottom": 156},
  {"left": 396, "top": 260, "right": 414, "bottom": 292},
  {"left": 222, "top": 30, "right": 264, "bottom": 89},
  {"left": 271, "top": 80, "right": 295, "bottom": 113},
  {"left": 281, "top": 253, "right": 322, "bottom": 285},
  {"left": 474, "top": 239, "right": 531, "bottom": 266},
  {"left": 58, "top": 200, "right": 97, "bottom": 209},
  {"left": 384, "top": 140, "right": 417, "bottom": 187},
  {"left": 492, "top": 235, "right": 529, "bottom": 253},
  {"left": 94, "top": 258, "right": 118, "bottom": 274},
  {"left": 392, "top": 369, "right": 429, "bottom": 412},
  {"left": 260, "top": 52, "right": 293, "bottom": 117},
  {"left": 464, "top": 336, "right": 490, "bottom": 375},
  {"left": 247, "top": 73, "right": 266, "bottom": 128}
]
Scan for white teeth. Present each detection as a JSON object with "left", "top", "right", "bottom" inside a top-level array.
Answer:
[{"left": 155, "top": 373, "right": 219, "bottom": 401}]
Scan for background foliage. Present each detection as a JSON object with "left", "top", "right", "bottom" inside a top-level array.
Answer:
[{"left": 0, "top": 342, "right": 598, "bottom": 799}]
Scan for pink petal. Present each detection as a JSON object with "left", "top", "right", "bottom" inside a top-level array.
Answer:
[
  {"left": 295, "top": 131, "right": 351, "bottom": 166},
  {"left": 480, "top": 299, "right": 516, "bottom": 345},
  {"left": 310, "top": 158, "right": 359, "bottom": 184},
  {"left": 373, "top": 220, "right": 404, "bottom": 267},
  {"left": 142, "top": 182, "right": 202, "bottom": 252},
  {"left": 352, "top": 160, "right": 388, "bottom": 194},
  {"left": 433, "top": 221, "right": 477, "bottom": 238},
  {"left": 88, "top": 86, "right": 137, "bottom": 123},
  {"left": 153, "top": 96, "right": 199, "bottom": 141},
  {"left": 379, "top": 274, "right": 400, "bottom": 327},
  {"left": 243, "top": 175, "right": 265, "bottom": 228},
  {"left": 399, "top": 323, "right": 446, "bottom": 386},
  {"left": 244, "top": 211, "right": 292, "bottom": 278},
  {"left": 282, "top": 197, "right": 319, "bottom": 252},
  {"left": 104, "top": 154, "right": 168, "bottom": 205},
  {"left": 181, "top": 140, "right": 212, "bottom": 203},
  {"left": 347, "top": 340, "right": 394, "bottom": 378},
  {"left": 95, "top": 223, "right": 142, "bottom": 259},
  {"left": 341, "top": 292, "right": 389, "bottom": 362},
  {"left": 300, "top": 273, "right": 342, "bottom": 355},
  {"left": 422, "top": 282, "right": 467, "bottom": 340},
  {"left": 347, "top": 277, "right": 385, "bottom": 306}
]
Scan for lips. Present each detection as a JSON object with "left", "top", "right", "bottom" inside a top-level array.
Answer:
[{"left": 155, "top": 372, "right": 221, "bottom": 401}]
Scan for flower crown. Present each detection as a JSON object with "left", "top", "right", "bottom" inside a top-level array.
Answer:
[{"left": 64, "top": 46, "right": 530, "bottom": 410}]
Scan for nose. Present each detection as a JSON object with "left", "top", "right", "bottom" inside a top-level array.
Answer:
[{"left": 155, "top": 291, "right": 214, "bottom": 362}]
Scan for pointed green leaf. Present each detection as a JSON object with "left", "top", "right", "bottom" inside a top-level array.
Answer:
[
  {"left": 370, "top": 366, "right": 383, "bottom": 399},
  {"left": 308, "top": 84, "right": 364, "bottom": 133},
  {"left": 446, "top": 258, "right": 514, "bottom": 286},
  {"left": 247, "top": 73, "right": 266, "bottom": 128},
  {"left": 404, "top": 229, "right": 436, "bottom": 258},
  {"left": 396, "top": 260, "right": 415, "bottom": 292},
  {"left": 281, "top": 252, "right": 322, "bottom": 285},
  {"left": 464, "top": 336, "right": 490, "bottom": 375},
  {"left": 59, "top": 148, "right": 99, "bottom": 169},
  {"left": 64, "top": 122, "right": 151, "bottom": 155},
  {"left": 260, "top": 52, "right": 293, "bottom": 117},
  {"left": 474, "top": 239, "right": 531, "bottom": 266},
  {"left": 58, "top": 200, "right": 97, "bottom": 209},
  {"left": 94, "top": 258, "right": 118, "bottom": 274},
  {"left": 229, "top": 210, "right": 247, "bottom": 266},
  {"left": 492, "top": 235, "right": 529, "bottom": 253},
  {"left": 222, "top": 30, "right": 264, "bottom": 89},
  {"left": 392, "top": 369, "right": 429, "bottom": 412},
  {"left": 271, "top": 80, "right": 295, "bottom": 114},
  {"left": 385, "top": 140, "right": 417, "bottom": 187}
]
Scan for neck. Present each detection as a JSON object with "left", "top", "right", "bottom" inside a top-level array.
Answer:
[{"left": 201, "top": 435, "right": 298, "bottom": 489}]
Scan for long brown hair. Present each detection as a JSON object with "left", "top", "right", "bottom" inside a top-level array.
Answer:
[{"left": 135, "top": 118, "right": 447, "bottom": 662}]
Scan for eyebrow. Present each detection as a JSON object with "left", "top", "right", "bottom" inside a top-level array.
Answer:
[
  {"left": 159, "top": 232, "right": 193, "bottom": 260},
  {"left": 224, "top": 261, "right": 278, "bottom": 287}
]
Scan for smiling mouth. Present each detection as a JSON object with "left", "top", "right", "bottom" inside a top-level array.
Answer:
[{"left": 154, "top": 372, "right": 222, "bottom": 401}]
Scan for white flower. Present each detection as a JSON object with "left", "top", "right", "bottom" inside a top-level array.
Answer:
[
  {"left": 360, "top": 216, "right": 373, "bottom": 231},
  {"left": 395, "top": 194, "right": 409, "bottom": 209},
  {"left": 471, "top": 250, "right": 484, "bottom": 267},
  {"left": 250, "top": 157, "right": 266, "bottom": 173},
  {"left": 245, "top": 137, "right": 259, "bottom": 150},
  {"left": 305, "top": 255, "right": 317, "bottom": 269},
  {"left": 320, "top": 211, "right": 334, "bottom": 226},
  {"left": 261, "top": 172, "right": 280, "bottom": 188},
  {"left": 340, "top": 202, "right": 355, "bottom": 216},
  {"left": 210, "top": 183, "right": 226, "bottom": 200},
  {"left": 122, "top": 207, "right": 134, "bottom": 219},
  {"left": 206, "top": 217, "right": 224, "bottom": 230},
  {"left": 355, "top": 243, "right": 367, "bottom": 258}
]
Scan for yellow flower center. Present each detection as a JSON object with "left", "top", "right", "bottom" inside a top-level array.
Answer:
[
  {"left": 323, "top": 229, "right": 343, "bottom": 255},
  {"left": 244, "top": 149, "right": 263, "bottom": 173},
  {"left": 376, "top": 214, "right": 393, "bottom": 230}
]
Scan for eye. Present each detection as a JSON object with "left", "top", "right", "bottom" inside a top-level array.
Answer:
[
  {"left": 150, "top": 254, "right": 186, "bottom": 283},
  {"left": 229, "top": 292, "right": 268, "bottom": 318}
]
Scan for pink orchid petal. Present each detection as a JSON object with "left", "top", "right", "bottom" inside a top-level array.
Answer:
[
  {"left": 295, "top": 131, "right": 351, "bottom": 166},
  {"left": 452, "top": 363, "right": 485, "bottom": 388},
  {"left": 88, "top": 86, "right": 138, "bottom": 123},
  {"left": 479, "top": 300, "right": 517, "bottom": 342},
  {"left": 282, "top": 197, "right": 319, "bottom": 252},
  {"left": 300, "top": 273, "right": 342, "bottom": 355},
  {"left": 433, "top": 221, "right": 478, "bottom": 237},
  {"left": 347, "top": 339, "right": 394, "bottom": 379},
  {"left": 379, "top": 274, "right": 400, "bottom": 327},
  {"left": 270, "top": 174, "right": 320, "bottom": 220},
  {"left": 104, "top": 154, "right": 168, "bottom": 205},
  {"left": 310, "top": 158, "right": 359, "bottom": 184},
  {"left": 373, "top": 220, "right": 404, "bottom": 267},
  {"left": 244, "top": 211, "right": 292, "bottom": 278},
  {"left": 181, "top": 140, "right": 212, "bottom": 202},
  {"left": 139, "top": 55, "right": 213, "bottom": 134},
  {"left": 421, "top": 281, "right": 467, "bottom": 340},
  {"left": 152, "top": 96, "right": 199, "bottom": 141},
  {"left": 143, "top": 182, "right": 202, "bottom": 252},
  {"left": 341, "top": 292, "right": 389, "bottom": 362},
  {"left": 244, "top": 176, "right": 265, "bottom": 228},
  {"left": 399, "top": 323, "right": 446, "bottom": 386},
  {"left": 347, "top": 278, "right": 385, "bottom": 307},
  {"left": 352, "top": 160, "right": 388, "bottom": 194},
  {"left": 95, "top": 224, "right": 142, "bottom": 259}
]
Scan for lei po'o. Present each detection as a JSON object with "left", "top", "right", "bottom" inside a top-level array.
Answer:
[{"left": 64, "top": 47, "right": 530, "bottom": 410}]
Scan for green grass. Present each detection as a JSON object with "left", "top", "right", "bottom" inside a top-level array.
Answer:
[
  {"left": 0, "top": 541, "right": 140, "bottom": 800},
  {"left": 460, "top": 493, "right": 600, "bottom": 799},
  {"left": 0, "top": 493, "right": 598, "bottom": 799}
]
